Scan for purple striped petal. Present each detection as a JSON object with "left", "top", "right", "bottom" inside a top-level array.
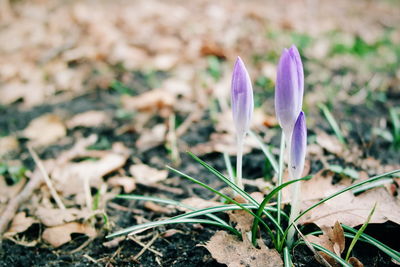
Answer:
[
  {"left": 275, "top": 45, "right": 304, "bottom": 136},
  {"left": 231, "top": 57, "right": 254, "bottom": 138},
  {"left": 290, "top": 111, "right": 307, "bottom": 179}
]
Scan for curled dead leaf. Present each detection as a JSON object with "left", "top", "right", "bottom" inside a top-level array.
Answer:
[
  {"left": 0, "top": 136, "right": 19, "bottom": 156},
  {"left": 42, "top": 222, "right": 96, "bottom": 248},
  {"left": 4, "top": 212, "right": 37, "bottom": 237},
  {"left": 23, "top": 114, "right": 66, "bottom": 147},
  {"left": 129, "top": 164, "right": 168, "bottom": 185},
  {"left": 66, "top": 110, "right": 111, "bottom": 128},
  {"left": 204, "top": 231, "right": 283, "bottom": 267}
]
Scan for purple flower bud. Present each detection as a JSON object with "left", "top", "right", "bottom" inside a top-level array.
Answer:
[
  {"left": 275, "top": 45, "right": 304, "bottom": 136},
  {"left": 231, "top": 57, "right": 254, "bottom": 138},
  {"left": 290, "top": 111, "right": 307, "bottom": 179}
]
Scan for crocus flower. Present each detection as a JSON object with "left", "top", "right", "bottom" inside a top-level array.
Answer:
[
  {"left": 275, "top": 45, "right": 304, "bottom": 138},
  {"left": 287, "top": 111, "right": 307, "bottom": 246},
  {"left": 290, "top": 111, "right": 307, "bottom": 179},
  {"left": 231, "top": 56, "right": 254, "bottom": 139},
  {"left": 231, "top": 56, "right": 253, "bottom": 189}
]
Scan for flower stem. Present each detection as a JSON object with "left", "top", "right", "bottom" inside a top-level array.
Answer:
[
  {"left": 236, "top": 136, "right": 244, "bottom": 189},
  {"left": 276, "top": 132, "right": 285, "bottom": 246},
  {"left": 287, "top": 164, "right": 301, "bottom": 247}
]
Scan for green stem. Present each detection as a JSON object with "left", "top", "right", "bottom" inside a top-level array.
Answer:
[
  {"left": 236, "top": 136, "right": 244, "bottom": 189},
  {"left": 276, "top": 132, "right": 285, "bottom": 246}
]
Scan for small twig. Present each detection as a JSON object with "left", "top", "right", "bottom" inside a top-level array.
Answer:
[
  {"left": 130, "top": 234, "right": 161, "bottom": 261},
  {"left": 0, "top": 170, "right": 42, "bottom": 235},
  {"left": 83, "top": 254, "right": 98, "bottom": 264},
  {"left": 128, "top": 235, "right": 163, "bottom": 257},
  {"left": 68, "top": 236, "right": 95, "bottom": 254},
  {"left": 28, "top": 145, "right": 66, "bottom": 210},
  {"left": 294, "top": 224, "right": 332, "bottom": 267},
  {"left": 105, "top": 244, "right": 123, "bottom": 267}
]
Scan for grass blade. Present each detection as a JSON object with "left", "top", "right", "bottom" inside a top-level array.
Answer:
[
  {"left": 310, "top": 243, "right": 352, "bottom": 267},
  {"left": 116, "top": 194, "right": 227, "bottom": 226},
  {"left": 251, "top": 175, "right": 312, "bottom": 245},
  {"left": 345, "top": 203, "right": 376, "bottom": 261},
  {"left": 249, "top": 130, "right": 279, "bottom": 173},
  {"left": 167, "top": 164, "right": 279, "bottom": 247},
  {"left": 186, "top": 152, "right": 284, "bottom": 236},
  {"left": 107, "top": 218, "right": 237, "bottom": 238},
  {"left": 318, "top": 103, "right": 346, "bottom": 145},
  {"left": 342, "top": 224, "right": 400, "bottom": 262},
  {"left": 283, "top": 247, "right": 292, "bottom": 267}
]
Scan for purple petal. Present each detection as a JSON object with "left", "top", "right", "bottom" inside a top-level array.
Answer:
[
  {"left": 274, "top": 45, "right": 304, "bottom": 136},
  {"left": 231, "top": 57, "right": 254, "bottom": 137},
  {"left": 290, "top": 111, "right": 307, "bottom": 179}
]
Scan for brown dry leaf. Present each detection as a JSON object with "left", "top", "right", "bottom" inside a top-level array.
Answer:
[
  {"left": 129, "top": 164, "right": 168, "bottom": 186},
  {"left": 107, "top": 176, "right": 136, "bottom": 193},
  {"left": 136, "top": 124, "right": 167, "bottom": 152},
  {"left": 121, "top": 89, "right": 174, "bottom": 115},
  {"left": 204, "top": 231, "right": 283, "bottom": 267},
  {"left": 42, "top": 222, "right": 96, "bottom": 248},
  {"left": 190, "top": 133, "right": 252, "bottom": 156},
  {"left": 349, "top": 257, "right": 364, "bottom": 267},
  {"left": 66, "top": 110, "right": 111, "bottom": 128},
  {"left": 144, "top": 201, "right": 174, "bottom": 214},
  {"left": 0, "top": 136, "right": 19, "bottom": 156},
  {"left": 300, "top": 187, "right": 400, "bottom": 228},
  {"left": 102, "top": 236, "right": 125, "bottom": 248},
  {"left": 4, "top": 212, "right": 37, "bottom": 237},
  {"left": 181, "top": 197, "right": 221, "bottom": 210},
  {"left": 23, "top": 114, "right": 66, "bottom": 147},
  {"left": 51, "top": 150, "right": 128, "bottom": 204},
  {"left": 35, "top": 207, "right": 88, "bottom": 227},
  {"left": 228, "top": 209, "right": 254, "bottom": 232},
  {"left": 0, "top": 176, "right": 26, "bottom": 206},
  {"left": 306, "top": 222, "right": 345, "bottom": 266},
  {"left": 316, "top": 131, "right": 345, "bottom": 156}
]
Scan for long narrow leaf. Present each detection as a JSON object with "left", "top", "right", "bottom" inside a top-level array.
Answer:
[
  {"left": 342, "top": 224, "right": 400, "bottom": 262},
  {"left": 107, "top": 218, "right": 238, "bottom": 238},
  {"left": 186, "top": 152, "right": 284, "bottom": 236},
  {"left": 310, "top": 243, "right": 352, "bottom": 267},
  {"left": 345, "top": 203, "right": 376, "bottom": 261},
  {"left": 167, "top": 165, "right": 279, "bottom": 247},
  {"left": 318, "top": 103, "right": 346, "bottom": 145},
  {"left": 251, "top": 175, "right": 311, "bottom": 245},
  {"left": 116, "top": 194, "right": 227, "bottom": 225},
  {"left": 249, "top": 130, "right": 279, "bottom": 173}
]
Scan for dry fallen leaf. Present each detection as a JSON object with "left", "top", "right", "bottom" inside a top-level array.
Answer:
[
  {"left": 136, "top": 124, "right": 167, "bottom": 152},
  {"left": 50, "top": 150, "right": 128, "bottom": 205},
  {"left": 306, "top": 221, "right": 345, "bottom": 267},
  {"left": 35, "top": 207, "right": 88, "bottom": 227},
  {"left": 23, "top": 114, "right": 66, "bottom": 147},
  {"left": 42, "top": 222, "right": 96, "bottom": 248},
  {"left": 349, "top": 257, "right": 364, "bottom": 267},
  {"left": 180, "top": 197, "right": 221, "bottom": 210},
  {"left": 129, "top": 164, "right": 168, "bottom": 185},
  {"left": 121, "top": 88, "right": 174, "bottom": 115},
  {"left": 300, "top": 187, "right": 400, "bottom": 228},
  {"left": 204, "top": 231, "right": 283, "bottom": 267},
  {"left": 107, "top": 176, "right": 136, "bottom": 193},
  {"left": 4, "top": 212, "right": 37, "bottom": 237},
  {"left": 0, "top": 136, "right": 19, "bottom": 156},
  {"left": 66, "top": 110, "right": 111, "bottom": 128}
]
